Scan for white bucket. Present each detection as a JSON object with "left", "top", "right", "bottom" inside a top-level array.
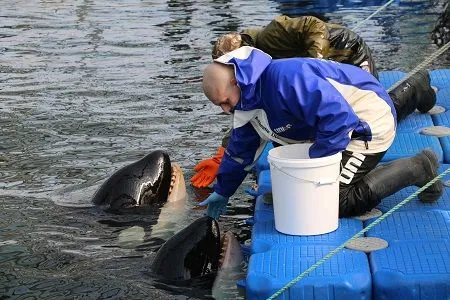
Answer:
[{"left": 267, "top": 143, "right": 342, "bottom": 235}]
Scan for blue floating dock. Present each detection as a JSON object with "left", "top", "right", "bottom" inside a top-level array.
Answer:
[
  {"left": 381, "top": 132, "right": 443, "bottom": 162},
  {"left": 365, "top": 210, "right": 450, "bottom": 242},
  {"left": 254, "top": 193, "right": 274, "bottom": 223},
  {"left": 246, "top": 246, "right": 371, "bottom": 300},
  {"left": 243, "top": 69, "right": 450, "bottom": 299},
  {"left": 431, "top": 109, "right": 450, "bottom": 127},
  {"left": 436, "top": 88, "right": 450, "bottom": 109},
  {"left": 396, "top": 111, "right": 434, "bottom": 132},
  {"left": 430, "top": 69, "right": 450, "bottom": 90},
  {"left": 256, "top": 170, "right": 272, "bottom": 197},
  {"left": 370, "top": 242, "right": 450, "bottom": 299},
  {"left": 441, "top": 136, "right": 450, "bottom": 163},
  {"left": 251, "top": 218, "right": 363, "bottom": 254},
  {"left": 432, "top": 111, "right": 450, "bottom": 163},
  {"left": 379, "top": 70, "right": 406, "bottom": 89}
]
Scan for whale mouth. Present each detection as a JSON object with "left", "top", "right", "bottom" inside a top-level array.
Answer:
[
  {"left": 167, "top": 163, "right": 187, "bottom": 203},
  {"left": 151, "top": 216, "right": 243, "bottom": 284}
]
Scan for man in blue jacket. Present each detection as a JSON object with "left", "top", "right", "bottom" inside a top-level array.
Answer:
[
  {"left": 192, "top": 23, "right": 436, "bottom": 189},
  {"left": 199, "top": 46, "right": 443, "bottom": 218}
]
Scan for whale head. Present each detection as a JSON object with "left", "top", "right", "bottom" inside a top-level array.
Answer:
[
  {"left": 150, "top": 216, "right": 243, "bottom": 282},
  {"left": 92, "top": 150, "right": 186, "bottom": 212}
]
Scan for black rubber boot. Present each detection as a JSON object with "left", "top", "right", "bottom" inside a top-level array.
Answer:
[
  {"left": 388, "top": 69, "right": 437, "bottom": 122},
  {"left": 363, "top": 149, "right": 443, "bottom": 205}
]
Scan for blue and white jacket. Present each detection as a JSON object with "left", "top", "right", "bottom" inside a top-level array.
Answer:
[{"left": 214, "top": 46, "right": 396, "bottom": 197}]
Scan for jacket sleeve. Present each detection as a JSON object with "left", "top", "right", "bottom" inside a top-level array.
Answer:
[
  {"left": 277, "top": 15, "right": 330, "bottom": 59},
  {"left": 214, "top": 123, "right": 261, "bottom": 197}
]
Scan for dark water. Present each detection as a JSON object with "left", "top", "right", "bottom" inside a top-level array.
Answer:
[{"left": 0, "top": 0, "right": 448, "bottom": 299}]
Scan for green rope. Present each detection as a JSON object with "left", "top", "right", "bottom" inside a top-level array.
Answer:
[{"left": 266, "top": 167, "right": 450, "bottom": 300}]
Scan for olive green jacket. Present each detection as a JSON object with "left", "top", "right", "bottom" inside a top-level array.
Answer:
[{"left": 241, "top": 15, "right": 378, "bottom": 78}]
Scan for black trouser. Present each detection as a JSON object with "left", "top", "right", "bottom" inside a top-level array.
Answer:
[{"left": 338, "top": 150, "right": 386, "bottom": 217}]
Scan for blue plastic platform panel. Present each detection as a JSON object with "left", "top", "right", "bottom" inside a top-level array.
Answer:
[
  {"left": 441, "top": 136, "right": 450, "bottom": 164},
  {"left": 431, "top": 110, "right": 450, "bottom": 163},
  {"left": 253, "top": 193, "right": 275, "bottom": 223},
  {"left": 381, "top": 132, "right": 443, "bottom": 162},
  {"left": 376, "top": 164, "right": 450, "bottom": 212},
  {"left": 430, "top": 68, "right": 450, "bottom": 90},
  {"left": 432, "top": 110, "right": 450, "bottom": 128},
  {"left": 246, "top": 245, "right": 371, "bottom": 300},
  {"left": 436, "top": 87, "right": 450, "bottom": 110},
  {"left": 370, "top": 241, "right": 450, "bottom": 300},
  {"left": 253, "top": 142, "right": 273, "bottom": 176},
  {"left": 365, "top": 210, "right": 450, "bottom": 243},
  {"left": 379, "top": 70, "right": 406, "bottom": 90},
  {"left": 256, "top": 169, "right": 272, "bottom": 197},
  {"left": 396, "top": 111, "right": 434, "bottom": 133},
  {"left": 251, "top": 218, "right": 363, "bottom": 254},
  {"left": 433, "top": 110, "right": 450, "bottom": 163}
]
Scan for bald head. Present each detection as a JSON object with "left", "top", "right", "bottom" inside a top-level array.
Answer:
[
  {"left": 202, "top": 62, "right": 233, "bottom": 102},
  {"left": 202, "top": 62, "right": 240, "bottom": 114}
]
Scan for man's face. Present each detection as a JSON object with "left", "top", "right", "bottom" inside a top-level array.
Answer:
[{"left": 210, "top": 80, "right": 240, "bottom": 114}]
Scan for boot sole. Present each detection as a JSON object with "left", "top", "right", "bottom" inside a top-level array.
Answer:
[{"left": 418, "top": 149, "right": 443, "bottom": 203}]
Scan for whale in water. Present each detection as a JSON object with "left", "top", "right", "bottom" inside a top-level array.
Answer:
[
  {"left": 151, "top": 216, "right": 243, "bottom": 286},
  {"left": 92, "top": 150, "right": 186, "bottom": 213}
]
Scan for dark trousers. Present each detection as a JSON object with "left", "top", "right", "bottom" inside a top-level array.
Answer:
[{"left": 338, "top": 150, "right": 386, "bottom": 217}]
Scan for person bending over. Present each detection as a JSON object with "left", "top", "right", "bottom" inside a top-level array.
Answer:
[
  {"left": 197, "top": 46, "right": 443, "bottom": 219},
  {"left": 191, "top": 15, "right": 437, "bottom": 188}
]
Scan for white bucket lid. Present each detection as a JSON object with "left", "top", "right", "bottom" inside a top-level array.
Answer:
[{"left": 268, "top": 143, "right": 342, "bottom": 168}]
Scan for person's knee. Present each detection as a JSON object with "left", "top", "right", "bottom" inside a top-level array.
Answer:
[{"left": 338, "top": 180, "right": 374, "bottom": 217}]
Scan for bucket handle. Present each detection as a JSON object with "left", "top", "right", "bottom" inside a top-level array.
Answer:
[{"left": 270, "top": 162, "right": 340, "bottom": 185}]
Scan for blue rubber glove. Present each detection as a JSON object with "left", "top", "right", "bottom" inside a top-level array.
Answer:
[{"left": 197, "top": 192, "right": 229, "bottom": 220}]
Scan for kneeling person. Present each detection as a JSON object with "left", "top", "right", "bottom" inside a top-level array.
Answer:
[{"left": 199, "top": 47, "right": 443, "bottom": 219}]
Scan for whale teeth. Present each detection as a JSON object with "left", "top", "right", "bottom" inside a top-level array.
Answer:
[
  {"left": 168, "top": 166, "right": 177, "bottom": 195},
  {"left": 219, "top": 234, "right": 229, "bottom": 268}
]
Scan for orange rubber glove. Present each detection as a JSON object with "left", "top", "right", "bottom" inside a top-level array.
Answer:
[{"left": 191, "top": 146, "right": 225, "bottom": 188}]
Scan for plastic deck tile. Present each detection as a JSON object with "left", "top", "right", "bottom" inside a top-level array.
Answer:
[
  {"left": 251, "top": 218, "right": 363, "bottom": 254},
  {"left": 382, "top": 132, "right": 443, "bottom": 162},
  {"left": 370, "top": 241, "right": 450, "bottom": 299},
  {"left": 430, "top": 69, "right": 450, "bottom": 90},
  {"left": 364, "top": 210, "right": 450, "bottom": 242},
  {"left": 246, "top": 245, "right": 371, "bottom": 300}
]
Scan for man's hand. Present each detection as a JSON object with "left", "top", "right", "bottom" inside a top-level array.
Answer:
[{"left": 197, "top": 192, "right": 229, "bottom": 220}]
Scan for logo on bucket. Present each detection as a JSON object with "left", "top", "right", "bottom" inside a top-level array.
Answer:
[{"left": 339, "top": 152, "right": 366, "bottom": 184}]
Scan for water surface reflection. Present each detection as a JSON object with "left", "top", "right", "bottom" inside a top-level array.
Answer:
[{"left": 0, "top": 0, "right": 448, "bottom": 298}]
